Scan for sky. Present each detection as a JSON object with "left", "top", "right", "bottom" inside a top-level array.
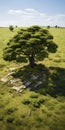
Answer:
[{"left": 0, "top": 0, "right": 65, "bottom": 27}]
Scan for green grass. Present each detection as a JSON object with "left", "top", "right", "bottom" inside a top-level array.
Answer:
[
  {"left": 0, "top": 27, "right": 65, "bottom": 130},
  {"left": 43, "top": 27, "right": 65, "bottom": 68}
]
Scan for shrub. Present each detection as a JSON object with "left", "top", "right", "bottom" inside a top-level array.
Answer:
[
  {"left": 22, "top": 99, "right": 31, "bottom": 105},
  {"left": 6, "top": 116, "right": 14, "bottom": 123},
  {"left": 33, "top": 101, "right": 40, "bottom": 108},
  {"left": 0, "top": 115, "right": 4, "bottom": 121},
  {"left": 32, "top": 97, "right": 45, "bottom": 108},
  {"left": 15, "top": 119, "right": 22, "bottom": 126},
  {"left": 36, "top": 117, "right": 43, "bottom": 122},
  {"left": 6, "top": 107, "right": 17, "bottom": 114},
  {"left": 38, "top": 98, "right": 45, "bottom": 104}
]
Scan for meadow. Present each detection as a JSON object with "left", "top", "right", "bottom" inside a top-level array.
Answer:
[{"left": 0, "top": 27, "right": 65, "bottom": 130}]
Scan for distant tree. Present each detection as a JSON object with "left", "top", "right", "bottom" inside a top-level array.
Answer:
[
  {"left": 3, "top": 25, "right": 58, "bottom": 68},
  {"left": 15, "top": 25, "right": 18, "bottom": 28},
  {"left": 58, "top": 26, "right": 59, "bottom": 28},
  {"left": 47, "top": 26, "right": 50, "bottom": 29},
  {"left": 55, "top": 25, "right": 58, "bottom": 28},
  {"left": 9, "top": 25, "right": 14, "bottom": 31}
]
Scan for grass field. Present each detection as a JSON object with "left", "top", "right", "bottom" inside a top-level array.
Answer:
[{"left": 0, "top": 27, "right": 65, "bottom": 130}]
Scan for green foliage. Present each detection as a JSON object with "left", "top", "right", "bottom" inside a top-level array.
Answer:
[
  {"left": 0, "top": 27, "right": 65, "bottom": 130},
  {"left": 33, "top": 98, "right": 45, "bottom": 108},
  {"left": 6, "top": 116, "right": 14, "bottom": 123},
  {"left": 55, "top": 25, "right": 58, "bottom": 28},
  {"left": 38, "top": 98, "right": 45, "bottom": 104},
  {"left": 47, "top": 25, "right": 50, "bottom": 29},
  {"left": 47, "top": 42, "right": 58, "bottom": 53},
  {"left": 3, "top": 26, "right": 58, "bottom": 66},
  {"left": 27, "top": 25, "right": 41, "bottom": 33},
  {"left": 0, "top": 115, "right": 4, "bottom": 121},
  {"left": 15, "top": 119, "right": 22, "bottom": 126},
  {"left": 9, "top": 25, "right": 14, "bottom": 31},
  {"left": 22, "top": 99, "right": 31, "bottom": 105},
  {"left": 33, "top": 101, "right": 41, "bottom": 108},
  {"left": 6, "top": 107, "right": 17, "bottom": 114}
]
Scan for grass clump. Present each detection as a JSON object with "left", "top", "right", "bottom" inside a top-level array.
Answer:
[
  {"left": 36, "top": 117, "right": 43, "bottom": 123},
  {"left": 38, "top": 98, "right": 45, "bottom": 104},
  {"left": 33, "top": 101, "right": 40, "bottom": 108},
  {"left": 0, "top": 115, "right": 4, "bottom": 121},
  {"left": 33, "top": 98, "right": 45, "bottom": 108},
  {"left": 6, "top": 116, "right": 14, "bottom": 123},
  {"left": 22, "top": 99, "right": 31, "bottom": 105},
  {"left": 6, "top": 107, "right": 17, "bottom": 115},
  {"left": 15, "top": 119, "right": 22, "bottom": 126}
]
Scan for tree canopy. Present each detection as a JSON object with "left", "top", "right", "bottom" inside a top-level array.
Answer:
[
  {"left": 9, "top": 25, "right": 14, "bottom": 31},
  {"left": 3, "top": 25, "right": 58, "bottom": 67}
]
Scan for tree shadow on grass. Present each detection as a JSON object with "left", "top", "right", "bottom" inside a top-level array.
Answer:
[{"left": 12, "top": 64, "right": 65, "bottom": 97}]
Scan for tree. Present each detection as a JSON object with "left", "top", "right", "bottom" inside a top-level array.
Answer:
[
  {"left": 9, "top": 25, "right": 14, "bottom": 31},
  {"left": 55, "top": 25, "right": 58, "bottom": 28},
  {"left": 55, "top": 25, "right": 60, "bottom": 28},
  {"left": 3, "top": 25, "right": 58, "bottom": 67},
  {"left": 47, "top": 25, "right": 50, "bottom": 29},
  {"left": 15, "top": 25, "right": 18, "bottom": 28}
]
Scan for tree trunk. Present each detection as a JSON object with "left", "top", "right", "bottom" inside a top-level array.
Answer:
[{"left": 29, "top": 55, "right": 35, "bottom": 68}]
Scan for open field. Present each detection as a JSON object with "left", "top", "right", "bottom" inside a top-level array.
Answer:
[{"left": 0, "top": 27, "right": 65, "bottom": 130}]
